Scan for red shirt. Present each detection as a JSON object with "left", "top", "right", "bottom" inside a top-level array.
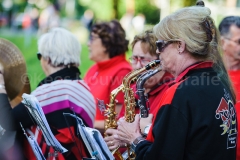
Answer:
[
  {"left": 228, "top": 70, "right": 240, "bottom": 160},
  {"left": 118, "top": 72, "right": 173, "bottom": 117},
  {"left": 84, "top": 54, "right": 132, "bottom": 120}
]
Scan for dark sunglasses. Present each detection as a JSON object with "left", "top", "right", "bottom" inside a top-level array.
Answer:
[
  {"left": 156, "top": 40, "right": 171, "bottom": 52},
  {"left": 37, "top": 52, "right": 42, "bottom": 60}
]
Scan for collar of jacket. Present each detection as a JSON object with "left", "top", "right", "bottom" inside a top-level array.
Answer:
[
  {"left": 37, "top": 66, "right": 81, "bottom": 87},
  {"left": 174, "top": 61, "right": 213, "bottom": 84},
  {"left": 96, "top": 54, "right": 127, "bottom": 71}
]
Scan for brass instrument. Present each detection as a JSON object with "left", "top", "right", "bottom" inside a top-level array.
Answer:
[
  {"left": 122, "top": 60, "right": 160, "bottom": 159},
  {"left": 104, "top": 71, "right": 137, "bottom": 160},
  {"left": 123, "top": 60, "right": 161, "bottom": 122},
  {"left": 104, "top": 60, "right": 160, "bottom": 160},
  {"left": 10, "top": 76, "right": 31, "bottom": 108},
  {"left": 0, "top": 38, "right": 27, "bottom": 100},
  {"left": 136, "top": 67, "right": 162, "bottom": 118},
  {"left": 104, "top": 85, "right": 124, "bottom": 160},
  {"left": 104, "top": 85, "right": 124, "bottom": 135}
]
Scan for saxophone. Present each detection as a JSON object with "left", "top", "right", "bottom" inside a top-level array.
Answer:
[
  {"left": 104, "top": 71, "right": 138, "bottom": 160},
  {"left": 122, "top": 60, "right": 160, "bottom": 160},
  {"left": 123, "top": 60, "right": 161, "bottom": 123},
  {"left": 136, "top": 67, "right": 162, "bottom": 118},
  {"left": 104, "top": 60, "right": 160, "bottom": 160}
]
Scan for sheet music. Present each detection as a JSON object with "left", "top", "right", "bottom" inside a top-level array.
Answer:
[
  {"left": 85, "top": 128, "right": 114, "bottom": 160},
  {"left": 22, "top": 93, "right": 68, "bottom": 153},
  {"left": 20, "top": 122, "right": 46, "bottom": 160},
  {"left": 63, "top": 113, "right": 114, "bottom": 160}
]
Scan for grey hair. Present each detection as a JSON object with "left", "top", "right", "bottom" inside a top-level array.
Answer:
[
  {"left": 38, "top": 27, "right": 81, "bottom": 67},
  {"left": 153, "top": 5, "right": 236, "bottom": 103}
]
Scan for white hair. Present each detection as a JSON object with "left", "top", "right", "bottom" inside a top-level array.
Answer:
[{"left": 38, "top": 27, "right": 81, "bottom": 67}]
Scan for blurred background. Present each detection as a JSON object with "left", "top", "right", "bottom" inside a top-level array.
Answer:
[{"left": 0, "top": 0, "right": 239, "bottom": 90}]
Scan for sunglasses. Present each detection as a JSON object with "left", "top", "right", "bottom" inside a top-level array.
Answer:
[
  {"left": 89, "top": 35, "right": 100, "bottom": 42},
  {"left": 156, "top": 40, "right": 171, "bottom": 52},
  {"left": 37, "top": 52, "right": 42, "bottom": 60}
]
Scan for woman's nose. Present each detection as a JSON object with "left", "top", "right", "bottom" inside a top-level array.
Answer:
[{"left": 135, "top": 61, "right": 143, "bottom": 69}]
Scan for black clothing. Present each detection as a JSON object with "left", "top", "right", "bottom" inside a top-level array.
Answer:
[
  {"left": 13, "top": 67, "right": 81, "bottom": 128},
  {"left": 0, "top": 94, "right": 25, "bottom": 160},
  {"left": 136, "top": 62, "right": 237, "bottom": 160}
]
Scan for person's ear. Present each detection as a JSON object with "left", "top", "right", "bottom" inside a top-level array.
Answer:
[
  {"left": 177, "top": 40, "right": 186, "bottom": 54},
  {"left": 220, "top": 36, "right": 227, "bottom": 51}
]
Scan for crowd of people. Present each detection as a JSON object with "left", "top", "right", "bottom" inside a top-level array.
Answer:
[{"left": 0, "top": 1, "right": 240, "bottom": 160}]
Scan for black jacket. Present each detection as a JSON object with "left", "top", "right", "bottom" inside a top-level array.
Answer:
[{"left": 135, "top": 62, "right": 237, "bottom": 160}]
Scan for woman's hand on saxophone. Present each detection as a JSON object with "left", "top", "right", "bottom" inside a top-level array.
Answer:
[
  {"left": 140, "top": 114, "right": 153, "bottom": 134},
  {"left": 115, "top": 114, "right": 142, "bottom": 144},
  {"left": 104, "top": 128, "right": 127, "bottom": 150}
]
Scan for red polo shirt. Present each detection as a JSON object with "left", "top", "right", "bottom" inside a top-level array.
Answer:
[
  {"left": 118, "top": 72, "right": 173, "bottom": 117},
  {"left": 84, "top": 54, "right": 132, "bottom": 120},
  {"left": 228, "top": 70, "right": 240, "bottom": 160}
]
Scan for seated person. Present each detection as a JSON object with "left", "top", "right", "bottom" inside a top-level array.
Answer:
[
  {"left": 104, "top": 30, "right": 173, "bottom": 150},
  {"left": 6, "top": 28, "right": 96, "bottom": 160},
  {"left": 84, "top": 20, "right": 132, "bottom": 133}
]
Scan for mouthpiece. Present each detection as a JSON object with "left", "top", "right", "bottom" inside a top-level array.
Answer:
[
  {"left": 145, "top": 60, "right": 161, "bottom": 70},
  {"left": 155, "top": 60, "right": 161, "bottom": 64}
]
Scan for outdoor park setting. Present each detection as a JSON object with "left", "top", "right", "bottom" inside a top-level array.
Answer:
[
  {"left": 1, "top": 0, "right": 240, "bottom": 160},
  {"left": 0, "top": 0, "right": 239, "bottom": 90}
]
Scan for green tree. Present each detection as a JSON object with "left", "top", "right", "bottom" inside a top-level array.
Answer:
[
  {"left": 135, "top": 0, "right": 159, "bottom": 24},
  {"left": 78, "top": 0, "right": 113, "bottom": 20},
  {"left": 183, "top": 0, "right": 197, "bottom": 7},
  {"left": 113, "top": 0, "right": 119, "bottom": 19}
]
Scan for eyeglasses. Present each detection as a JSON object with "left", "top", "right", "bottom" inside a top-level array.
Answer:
[
  {"left": 156, "top": 40, "right": 172, "bottom": 52},
  {"left": 224, "top": 37, "right": 240, "bottom": 45},
  {"left": 89, "top": 35, "right": 100, "bottom": 42},
  {"left": 37, "top": 52, "right": 42, "bottom": 60},
  {"left": 129, "top": 56, "right": 156, "bottom": 65}
]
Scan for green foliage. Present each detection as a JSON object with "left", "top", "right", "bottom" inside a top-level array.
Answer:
[
  {"left": 116, "top": 0, "right": 126, "bottom": 19},
  {"left": 135, "top": 0, "right": 160, "bottom": 24},
  {"left": 75, "top": 3, "right": 87, "bottom": 19},
  {"left": 78, "top": 0, "right": 113, "bottom": 20},
  {"left": 0, "top": 32, "right": 93, "bottom": 91},
  {"left": 183, "top": 0, "right": 197, "bottom": 7}
]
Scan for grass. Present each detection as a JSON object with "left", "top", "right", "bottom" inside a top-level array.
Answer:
[
  {"left": 0, "top": 31, "right": 94, "bottom": 91},
  {"left": 0, "top": 29, "right": 132, "bottom": 91}
]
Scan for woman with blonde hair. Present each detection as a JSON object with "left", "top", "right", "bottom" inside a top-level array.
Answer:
[{"left": 115, "top": 1, "right": 237, "bottom": 159}]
